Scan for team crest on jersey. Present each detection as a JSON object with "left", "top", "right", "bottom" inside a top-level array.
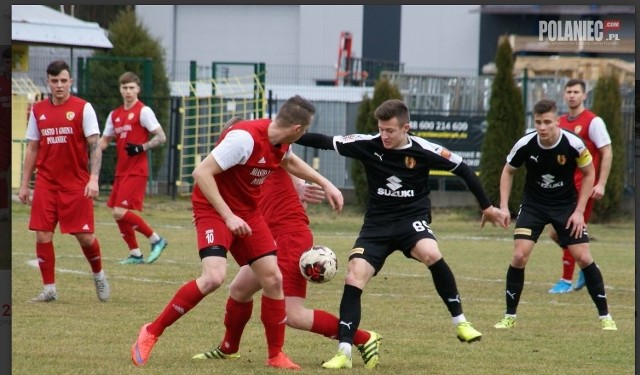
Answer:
[
  {"left": 66, "top": 111, "right": 75, "bottom": 121},
  {"left": 127, "top": 113, "right": 135, "bottom": 120},
  {"left": 557, "top": 155, "right": 566, "bottom": 165},
  {"left": 404, "top": 156, "right": 416, "bottom": 169},
  {"left": 440, "top": 148, "right": 451, "bottom": 159},
  {"left": 574, "top": 125, "right": 582, "bottom": 134}
]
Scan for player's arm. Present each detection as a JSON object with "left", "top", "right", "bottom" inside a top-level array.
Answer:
[
  {"left": 281, "top": 153, "right": 343, "bottom": 213},
  {"left": 85, "top": 134, "right": 101, "bottom": 198},
  {"left": 495, "top": 163, "right": 517, "bottom": 228},
  {"left": 452, "top": 162, "right": 507, "bottom": 228},
  {"left": 143, "top": 126, "right": 167, "bottom": 151},
  {"left": 192, "top": 153, "right": 252, "bottom": 237},
  {"left": 296, "top": 132, "right": 334, "bottom": 150},
  {"left": 18, "top": 140, "right": 39, "bottom": 205},
  {"left": 593, "top": 144, "right": 612, "bottom": 199}
]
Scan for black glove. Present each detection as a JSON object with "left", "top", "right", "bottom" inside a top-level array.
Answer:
[{"left": 125, "top": 143, "right": 144, "bottom": 156}]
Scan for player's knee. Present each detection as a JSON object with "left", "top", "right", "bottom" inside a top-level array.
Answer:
[{"left": 284, "top": 307, "right": 307, "bottom": 329}]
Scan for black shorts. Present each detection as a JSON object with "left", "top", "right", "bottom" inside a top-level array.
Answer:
[
  {"left": 514, "top": 201, "right": 589, "bottom": 246},
  {"left": 349, "top": 215, "right": 437, "bottom": 275}
]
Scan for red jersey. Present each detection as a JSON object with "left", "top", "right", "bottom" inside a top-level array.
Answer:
[
  {"left": 103, "top": 100, "right": 161, "bottom": 177},
  {"left": 559, "top": 109, "right": 610, "bottom": 187},
  {"left": 26, "top": 96, "right": 100, "bottom": 190},
  {"left": 192, "top": 119, "right": 291, "bottom": 215},
  {"left": 260, "top": 167, "right": 309, "bottom": 236}
]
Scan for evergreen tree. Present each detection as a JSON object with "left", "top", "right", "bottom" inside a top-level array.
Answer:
[
  {"left": 85, "top": 8, "right": 171, "bottom": 184},
  {"left": 590, "top": 74, "right": 624, "bottom": 221},
  {"left": 479, "top": 37, "right": 525, "bottom": 214},
  {"left": 352, "top": 79, "right": 402, "bottom": 209}
]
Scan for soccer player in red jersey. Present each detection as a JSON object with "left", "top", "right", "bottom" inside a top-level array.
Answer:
[
  {"left": 131, "top": 96, "right": 344, "bottom": 369},
  {"left": 547, "top": 79, "right": 612, "bottom": 294},
  {"left": 0, "top": 48, "right": 11, "bottom": 222},
  {"left": 17, "top": 60, "right": 110, "bottom": 303},
  {"left": 192, "top": 119, "right": 382, "bottom": 369},
  {"left": 99, "top": 72, "right": 168, "bottom": 265}
]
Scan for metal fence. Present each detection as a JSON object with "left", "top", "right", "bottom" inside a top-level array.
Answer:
[{"left": 12, "top": 52, "right": 636, "bottom": 199}]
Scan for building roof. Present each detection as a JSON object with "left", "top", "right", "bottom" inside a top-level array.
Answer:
[
  {"left": 479, "top": 5, "right": 635, "bottom": 15},
  {"left": 12, "top": 5, "right": 113, "bottom": 49}
]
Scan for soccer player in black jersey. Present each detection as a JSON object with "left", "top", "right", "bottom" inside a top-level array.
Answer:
[
  {"left": 296, "top": 99, "right": 507, "bottom": 369},
  {"left": 492, "top": 99, "right": 617, "bottom": 331}
]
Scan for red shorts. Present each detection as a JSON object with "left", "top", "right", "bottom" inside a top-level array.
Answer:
[
  {"left": 107, "top": 175, "right": 147, "bottom": 211},
  {"left": 29, "top": 188, "right": 95, "bottom": 234},
  {"left": 275, "top": 230, "right": 313, "bottom": 298},
  {"left": 193, "top": 203, "right": 277, "bottom": 266}
]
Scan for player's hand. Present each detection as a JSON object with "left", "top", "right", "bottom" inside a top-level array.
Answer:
[
  {"left": 225, "top": 214, "right": 252, "bottom": 237},
  {"left": 84, "top": 179, "right": 99, "bottom": 199},
  {"left": 297, "top": 183, "right": 325, "bottom": 204},
  {"left": 18, "top": 186, "right": 31, "bottom": 205},
  {"left": 323, "top": 184, "right": 344, "bottom": 213},
  {"left": 566, "top": 211, "right": 586, "bottom": 239},
  {"left": 591, "top": 183, "right": 605, "bottom": 200},
  {"left": 125, "top": 143, "right": 144, "bottom": 156},
  {"left": 481, "top": 206, "right": 509, "bottom": 229}
]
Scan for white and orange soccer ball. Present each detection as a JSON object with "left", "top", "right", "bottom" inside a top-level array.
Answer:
[{"left": 299, "top": 245, "right": 338, "bottom": 284}]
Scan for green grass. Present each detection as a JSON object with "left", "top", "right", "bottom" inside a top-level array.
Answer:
[{"left": 11, "top": 196, "right": 635, "bottom": 374}]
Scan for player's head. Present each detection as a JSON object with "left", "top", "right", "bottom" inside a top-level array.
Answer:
[
  {"left": 533, "top": 99, "right": 560, "bottom": 145},
  {"left": 274, "top": 95, "right": 316, "bottom": 143},
  {"left": 119, "top": 71, "right": 141, "bottom": 102},
  {"left": 563, "top": 78, "right": 587, "bottom": 111},
  {"left": 46, "top": 60, "right": 73, "bottom": 103},
  {"left": 223, "top": 116, "right": 244, "bottom": 131},
  {"left": 375, "top": 99, "right": 410, "bottom": 149}
]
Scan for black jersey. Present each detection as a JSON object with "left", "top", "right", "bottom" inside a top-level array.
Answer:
[
  {"left": 331, "top": 133, "right": 464, "bottom": 221},
  {"left": 507, "top": 129, "right": 592, "bottom": 206}
]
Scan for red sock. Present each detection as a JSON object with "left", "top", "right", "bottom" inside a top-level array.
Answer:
[
  {"left": 121, "top": 211, "right": 153, "bottom": 238},
  {"left": 81, "top": 237, "right": 103, "bottom": 273},
  {"left": 116, "top": 219, "right": 139, "bottom": 250},
  {"left": 562, "top": 248, "right": 576, "bottom": 280},
  {"left": 311, "top": 309, "right": 370, "bottom": 345},
  {"left": 261, "top": 295, "right": 286, "bottom": 358},
  {"left": 36, "top": 242, "right": 55, "bottom": 284},
  {"left": 148, "top": 280, "right": 205, "bottom": 337},
  {"left": 219, "top": 298, "right": 253, "bottom": 354}
]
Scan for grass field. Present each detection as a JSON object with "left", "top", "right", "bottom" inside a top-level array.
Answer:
[{"left": 11, "top": 196, "right": 635, "bottom": 375}]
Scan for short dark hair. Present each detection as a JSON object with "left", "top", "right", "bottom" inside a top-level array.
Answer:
[
  {"left": 275, "top": 95, "right": 316, "bottom": 127},
  {"left": 374, "top": 99, "right": 409, "bottom": 125},
  {"left": 46, "top": 60, "right": 71, "bottom": 76},
  {"left": 565, "top": 78, "right": 586, "bottom": 92},
  {"left": 119, "top": 71, "right": 141, "bottom": 86},
  {"left": 2, "top": 48, "right": 10, "bottom": 60},
  {"left": 533, "top": 99, "right": 557, "bottom": 115}
]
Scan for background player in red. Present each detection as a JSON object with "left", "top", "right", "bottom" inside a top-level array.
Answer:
[
  {"left": 192, "top": 118, "right": 382, "bottom": 369},
  {"left": 130, "top": 96, "right": 344, "bottom": 369},
  {"left": 0, "top": 48, "right": 11, "bottom": 222},
  {"left": 18, "top": 60, "right": 110, "bottom": 303},
  {"left": 99, "top": 72, "right": 168, "bottom": 265},
  {"left": 547, "top": 79, "right": 612, "bottom": 294}
]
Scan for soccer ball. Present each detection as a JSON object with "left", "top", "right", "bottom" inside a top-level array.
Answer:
[{"left": 299, "top": 245, "right": 338, "bottom": 284}]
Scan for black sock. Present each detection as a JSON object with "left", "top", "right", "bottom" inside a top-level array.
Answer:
[
  {"left": 428, "top": 258, "right": 463, "bottom": 317},
  {"left": 582, "top": 262, "right": 609, "bottom": 316},
  {"left": 338, "top": 284, "right": 362, "bottom": 344},
  {"left": 505, "top": 265, "right": 524, "bottom": 315}
]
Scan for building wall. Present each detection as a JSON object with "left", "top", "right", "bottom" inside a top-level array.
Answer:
[{"left": 135, "top": 5, "right": 480, "bottom": 78}]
